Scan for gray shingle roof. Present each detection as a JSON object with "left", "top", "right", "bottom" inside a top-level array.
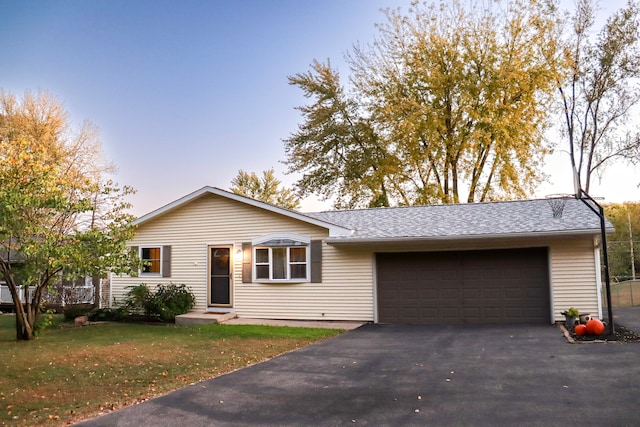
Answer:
[{"left": 305, "top": 198, "right": 609, "bottom": 242}]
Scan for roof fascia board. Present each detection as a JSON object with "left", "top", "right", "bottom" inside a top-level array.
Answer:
[
  {"left": 325, "top": 228, "right": 604, "bottom": 245},
  {"left": 133, "top": 186, "right": 352, "bottom": 236}
]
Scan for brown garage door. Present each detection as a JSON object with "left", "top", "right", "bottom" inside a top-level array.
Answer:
[{"left": 376, "top": 248, "right": 550, "bottom": 324}]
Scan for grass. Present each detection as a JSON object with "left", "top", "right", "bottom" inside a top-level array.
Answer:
[{"left": 0, "top": 314, "right": 342, "bottom": 426}]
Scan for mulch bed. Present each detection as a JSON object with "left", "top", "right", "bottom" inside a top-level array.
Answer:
[{"left": 567, "top": 323, "right": 640, "bottom": 343}]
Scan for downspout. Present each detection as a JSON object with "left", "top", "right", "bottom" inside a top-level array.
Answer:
[
  {"left": 593, "top": 236, "right": 603, "bottom": 321},
  {"left": 578, "top": 192, "right": 614, "bottom": 334}
]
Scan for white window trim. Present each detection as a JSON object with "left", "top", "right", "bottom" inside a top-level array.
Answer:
[
  {"left": 252, "top": 233, "right": 311, "bottom": 283},
  {"left": 139, "top": 246, "right": 163, "bottom": 277}
]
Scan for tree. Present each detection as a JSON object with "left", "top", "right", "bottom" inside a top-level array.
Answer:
[
  {"left": 557, "top": 0, "right": 640, "bottom": 194},
  {"left": 604, "top": 202, "right": 640, "bottom": 281},
  {"left": 285, "top": 60, "right": 393, "bottom": 209},
  {"left": 285, "top": 0, "right": 561, "bottom": 208},
  {"left": 0, "top": 90, "right": 138, "bottom": 341},
  {"left": 230, "top": 168, "right": 300, "bottom": 210}
]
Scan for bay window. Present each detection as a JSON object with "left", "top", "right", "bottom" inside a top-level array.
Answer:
[{"left": 252, "top": 233, "right": 310, "bottom": 282}]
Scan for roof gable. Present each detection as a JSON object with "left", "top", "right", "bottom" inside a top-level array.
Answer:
[{"left": 133, "top": 186, "right": 352, "bottom": 236}]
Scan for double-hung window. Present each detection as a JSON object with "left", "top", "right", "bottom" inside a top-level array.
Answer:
[
  {"left": 252, "top": 233, "right": 310, "bottom": 282},
  {"left": 131, "top": 245, "right": 171, "bottom": 278},
  {"left": 141, "top": 247, "right": 162, "bottom": 275}
]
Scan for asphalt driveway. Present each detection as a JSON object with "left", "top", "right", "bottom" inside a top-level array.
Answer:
[{"left": 76, "top": 322, "right": 640, "bottom": 427}]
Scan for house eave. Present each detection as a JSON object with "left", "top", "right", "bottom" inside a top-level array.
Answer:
[{"left": 324, "top": 228, "right": 604, "bottom": 246}]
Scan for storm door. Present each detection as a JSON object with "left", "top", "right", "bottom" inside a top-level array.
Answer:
[{"left": 209, "top": 246, "right": 232, "bottom": 307}]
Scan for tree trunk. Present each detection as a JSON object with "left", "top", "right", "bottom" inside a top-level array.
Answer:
[
  {"left": 92, "top": 275, "right": 101, "bottom": 309},
  {"left": 4, "top": 278, "right": 39, "bottom": 341},
  {"left": 10, "top": 286, "right": 35, "bottom": 341},
  {"left": 7, "top": 271, "right": 54, "bottom": 341},
  {"left": 15, "top": 306, "right": 34, "bottom": 341}
]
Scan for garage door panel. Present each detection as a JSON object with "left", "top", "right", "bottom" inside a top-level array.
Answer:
[
  {"left": 525, "top": 288, "right": 545, "bottom": 298},
  {"left": 439, "top": 308, "right": 460, "bottom": 321},
  {"left": 379, "top": 289, "right": 400, "bottom": 301},
  {"left": 379, "top": 308, "right": 398, "bottom": 320},
  {"left": 379, "top": 270, "right": 397, "bottom": 281},
  {"left": 482, "top": 270, "right": 501, "bottom": 280},
  {"left": 399, "top": 308, "right": 421, "bottom": 322},
  {"left": 483, "top": 288, "right": 501, "bottom": 299},
  {"left": 377, "top": 248, "right": 550, "bottom": 324},
  {"left": 484, "top": 307, "right": 502, "bottom": 319},
  {"left": 420, "top": 289, "right": 438, "bottom": 300},
  {"left": 463, "top": 307, "right": 481, "bottom": 319},
  {"left": 440, "top": 288, "right": 460, "bottom": 299},
  {"left": 440, "top": 269, "right": 462, "bottom": 281},
  {"left": 504, "top": 287, "right": 524, "bottom": 299},
  {"left": 400, "top": 289, "right": 418, "bottom": 299},
  {"left": 400, "top": 270, "right": 419, "bottom": 281},
  {"left": 503, "top": 269, "right": 526, "bottom": 280},
  {"left": 463, "top": 288, "right": 480, "bottom": 299},
  {"left": 420, "top": 307, "right": 440, "bottom": 323}
]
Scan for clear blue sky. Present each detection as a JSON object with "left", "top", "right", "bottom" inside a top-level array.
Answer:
[{"left": 2, "top": 0, "right": 638, "bottom": 215}]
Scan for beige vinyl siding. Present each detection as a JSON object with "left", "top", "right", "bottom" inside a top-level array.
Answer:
[
  {"left": 550, "top": 237, "right": 600, "bottom": 322},
  {"left": 110, "top": 194, "right": 374, "bottom": 320},
  {"left": 235, "top": 244, "right": 374, "bottom": 321}
]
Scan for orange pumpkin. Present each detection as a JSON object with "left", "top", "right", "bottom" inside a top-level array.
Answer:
[
  {"left": 586, "top": 319, "right": 605, "bottom": 335},
  {"left": 574, "top": 324, "right": 587, "bottom": 336}
]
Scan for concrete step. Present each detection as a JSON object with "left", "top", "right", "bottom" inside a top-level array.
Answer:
[{"left": 175, "top": 311, "right": 236, "bottom": 326}]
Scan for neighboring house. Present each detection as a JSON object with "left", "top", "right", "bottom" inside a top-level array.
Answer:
[
  {"left": 110, "top": 186, "right": 611, "bottom": 324},
  {"left": 0, "top": 274, "right": 99, "bottom": 312},
  {"left": 1, "top": 249, "right": 99, "bottom": 311}
]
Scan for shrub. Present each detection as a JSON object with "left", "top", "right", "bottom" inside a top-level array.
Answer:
[
  {"left": 151, "top": 283, "right": 196, "bottom": 322},
  {"left": 123, "top": 284, "right": 153, "bottom": 316},
  {"left": 121, "top": 283, "right": 195, "bottom": 322}
]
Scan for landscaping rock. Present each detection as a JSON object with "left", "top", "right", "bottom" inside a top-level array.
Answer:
[{"left": 74, "top": 315, "right": 88, "bottom": 326}]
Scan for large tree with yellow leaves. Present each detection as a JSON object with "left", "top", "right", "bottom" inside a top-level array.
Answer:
[
  {"left": 285, "top": 0, "right": 561, "bottom": 208},
  {"left": 0, "top": 90, "right": 138, "bottom": 340}
]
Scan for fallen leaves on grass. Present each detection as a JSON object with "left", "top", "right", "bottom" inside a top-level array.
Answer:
[{"left": 0, "top": 320, "right": 341, "bottom": 426}]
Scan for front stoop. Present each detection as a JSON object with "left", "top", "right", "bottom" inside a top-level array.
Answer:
[{"left": 175, "top": 311, "right": 236, "bottom": 326}]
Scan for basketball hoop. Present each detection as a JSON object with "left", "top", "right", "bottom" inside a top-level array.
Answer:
[{"left": 545, "top": 194, "right": 573, "bottom": 218}]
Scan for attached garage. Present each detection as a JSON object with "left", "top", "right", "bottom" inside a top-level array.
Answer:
[{"left": 376, "top": 248, "right": 550, "bottom": 324}]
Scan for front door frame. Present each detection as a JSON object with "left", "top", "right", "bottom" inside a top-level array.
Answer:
[{"left": 208, "top": 244, "right": 234, "bottom": 308}]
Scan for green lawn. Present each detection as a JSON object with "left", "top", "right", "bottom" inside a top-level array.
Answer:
[{"left": 0, "top": 314, "right": 342, "bottom": 426}]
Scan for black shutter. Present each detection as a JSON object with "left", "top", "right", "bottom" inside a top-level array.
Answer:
[
  {"left": 242, "top": 242, "right": 252, "bottom": 283},
  {"left": 162, "top": 246, "right": 171, "bottom": 278},
  {"left": 310, "top": 240, "right": 322, "bottom": 283}
]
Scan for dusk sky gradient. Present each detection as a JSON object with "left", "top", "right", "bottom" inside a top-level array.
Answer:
[{"left": 2, "top": 0, "right": 638, "bottom": 216}]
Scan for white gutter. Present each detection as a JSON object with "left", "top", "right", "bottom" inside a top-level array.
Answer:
[{"left": 325, "top": 228, "right": 603, "bottom": 245}]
